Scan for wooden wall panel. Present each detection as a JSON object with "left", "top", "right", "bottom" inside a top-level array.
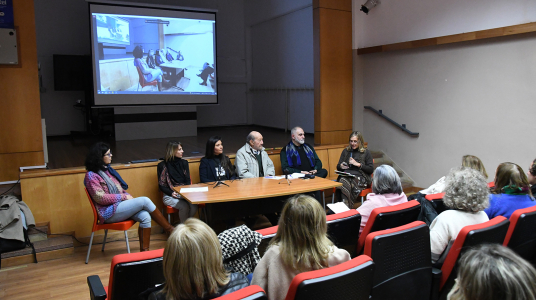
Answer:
[
  {"left": 314, "top": 130, "right": 353, "bottom": 146},
  {"left": 315, "top": 149, "right": 330, "bottom": 178},
  {"left": 313, "top": 4, "right": 353, "bottom": 145},
  {"left": 327, "top": 148, "right": 344, "bottom": 180},
  {"left": 0, "top": 152, "right": 44, "bottom": 182},
  {"left": 0, "top": 0, "right": 42, "bottom": 155},
  {"left": 313, "top": 0, "right": 351, "bottom": 11}
]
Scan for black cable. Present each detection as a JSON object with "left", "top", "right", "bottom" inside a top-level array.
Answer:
[{"left": 0, "top": 173, "right": 21, "bottom": 196}]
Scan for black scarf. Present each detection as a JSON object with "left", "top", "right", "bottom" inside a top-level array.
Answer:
[{"left": 166, "top": 158, "right": 190, "bottom": 185}]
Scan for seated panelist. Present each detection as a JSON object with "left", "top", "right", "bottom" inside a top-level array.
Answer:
[
  {"left": 200, "top": 136, "right": 237, "bottom": 183},
  {"left": 235, "top": 131, "right": 275, "bottom": 179},
  {"left": 280, "top": 126, "right": 327, "bottom": 178},
  {"left": 157, "top": 141, "right": 198, "bottom": 224},
  {"left": 84, "top": 142, "right": 173, "bottom": 252}
]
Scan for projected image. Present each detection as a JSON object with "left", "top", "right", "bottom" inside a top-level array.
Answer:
[{"left": 92, "top": 13, "right": 216, "bottom": 96}]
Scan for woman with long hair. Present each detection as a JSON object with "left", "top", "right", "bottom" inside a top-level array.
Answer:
[
  {"left": 148, "top": 218, "right": 249, "bottom": 300},
  {"left": 528, "top": 158, "right": 536, "bottom": 196},
  {"left": 251, "top": 194, "right": 351, "bottom": 300},
  {"left": 199, "top": 136, "right": 236, "bottom": 183},
  {"left": 485, "top": 162, "right": 535, "bottom": 219},
  {"left": 84, "top": 142, "right": 173, "bottom": 252},
  {"left": 157, "top": 141, "right": 198, "bottom": 223},
  {"left": 133, "top": 45, "right": 164, "bottom": 91},
  {"left": 335, "top": 131, "right": 374, "bottom": 208}
]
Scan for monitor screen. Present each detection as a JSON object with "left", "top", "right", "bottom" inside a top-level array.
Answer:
[{"left": 89, "top": 3, "right": 217, "bottom": 106}]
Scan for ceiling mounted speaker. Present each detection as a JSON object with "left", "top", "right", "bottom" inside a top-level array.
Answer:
[{"left": 360, "top": 0, "right": 380, "bottom": 14}]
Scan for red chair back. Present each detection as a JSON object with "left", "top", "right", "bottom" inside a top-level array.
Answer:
[
  {"left": 439, "top": 216, "right": 510, "bottom": 296},
  {"left": 356, "top": 200, "right": 421, "bottom": 253},
  {"left": 364, "top": 221, "right": 433, "bottom": 300},
  {"left": 284, "top": 255, "right": 374, "bottom": 300},
  {"left": 504, "top": 205, "right": 536, "bottom": 263},
  {"left": 214, "top": 285, "right": 267, "bottom": 300},
  {"left": 326, "top": 210, "right": 361, "bottom": 257},
  {"left": 108, "top": 249, "right": 165, "bottom": 300},
  {"left": 136, "top": 65, "right": 157, "bottom": 88},
  {"left": 85, "top": 188, "right": 135, "bottom": 232},
  {"left": 424, "top": 192, "right": 449, "bottom": 215}
]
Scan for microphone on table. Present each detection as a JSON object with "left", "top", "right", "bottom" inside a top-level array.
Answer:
[
  {"left": 279, "top": 168, "right": 292, "bottom": 185},
  {"left": 212, "top": 162, "right": 229, "bottom": 188}
]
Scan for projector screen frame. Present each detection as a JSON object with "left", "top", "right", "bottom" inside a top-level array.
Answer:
[{"left": 87, "top": 0, "right": 219, "bottom": 107}]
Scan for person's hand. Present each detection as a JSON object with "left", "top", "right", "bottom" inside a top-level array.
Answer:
[
  {"left": 310, "top": 169, "right": 318, "bottom": 174},
  {"left": 349, "top": 157, "right": 361, "bottom": 168},
  {"left": 125, "top": 194, "right": 134, "bottom": 200},
  {"left": 340, "top": 163, "right": 349, "bottom": 169},
  {"left": 172, "top": 191, "right": 180, "bottom": 198},
  {"left": 301, "top": 171, "right": 311, "bottom": 174}
]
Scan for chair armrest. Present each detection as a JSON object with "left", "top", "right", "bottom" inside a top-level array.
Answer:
[
  {"left": 87, "top": 275, "right": 107, "bottom": 300},
  {"left": 430, "top": 268, "right": 442, "bottom": 300}
]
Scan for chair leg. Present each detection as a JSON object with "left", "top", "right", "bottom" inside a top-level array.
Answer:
[
  {"left": 322, "top": 191, "right": 326, "bottom": 210},
  {"left": 101, "top": 229, "right": 108, "bottom": 252},
  {"left": 124, "top": 231, "right": 130, "bottom": 253},
  {"left": 85, "top": 232, "right": 95, "bottom": 264}
]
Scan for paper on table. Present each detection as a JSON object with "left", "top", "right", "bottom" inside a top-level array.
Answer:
[
  {"left": 265, "top": 176, "right": 285, "bottom": 180},
  {"left": 327, "top": 202, "right": 351, "bottom": 214},
  {"left": 289, "top": 173, "right": 305, "bottom": 179},
  {"left": 180, "top": 187, "right": 209, "bottom": 193}
]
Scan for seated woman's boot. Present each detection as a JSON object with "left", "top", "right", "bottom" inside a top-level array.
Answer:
[
  {"left": 149, "top": 209, "right": 175, "bottom": 237},
  {"left": 138, "top": 227, "right": 151, "bottom": 252}
]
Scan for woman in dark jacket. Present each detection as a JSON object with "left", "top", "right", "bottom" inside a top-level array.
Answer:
[
  {"left": 199, "top": 136, "right": 237, "bottom": 183},
  {"left": 157, "top": 141, "right": 198, "bottom": 223},
  {"left": 335, "top": 131, "right": 374, "bottom": 208}
]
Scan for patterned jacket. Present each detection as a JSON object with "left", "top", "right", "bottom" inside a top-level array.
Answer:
[{"left": 84, "top": 171, "right": 131, "bottom": 223}]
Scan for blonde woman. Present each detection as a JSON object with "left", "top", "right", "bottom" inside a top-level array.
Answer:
[
  {"left": 448, "top": 244, "right": 536, "bottom": 300},
  {"left": 335, "top": 131, "right": 374, "bottom": 208},
  {"left": 157, "top": 141, "right": 198, "bottom": 223},
  {"left": 251, "top": 195, "right": 351, "bottom": 300},
  {"left": 148, "top": 218, "right": 249, "bottom": 300}
]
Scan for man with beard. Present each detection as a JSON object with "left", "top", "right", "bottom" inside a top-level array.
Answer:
[{"left": 280, "top": 127, "right": 327, "bottom": 178}]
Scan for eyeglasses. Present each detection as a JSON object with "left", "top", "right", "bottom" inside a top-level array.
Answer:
[{"left": 104, "top": 152, "right": 112, "bottom": 157}]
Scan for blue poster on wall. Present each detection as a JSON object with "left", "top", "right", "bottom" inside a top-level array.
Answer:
[{"left": 0, "top": 0, "right": 14, "bottom": 29}]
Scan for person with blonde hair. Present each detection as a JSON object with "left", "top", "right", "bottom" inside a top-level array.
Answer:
[
  {"left": 157, "top": 141, "right": 198, "bottom": 223},
  {"left": 485, "top": 162, "right": 535, "bottom": 219},
  {"left": 461, "top": 155, "right": 488, "bottom": 178},
  {"left": 430, "top": 167, "right": 490, "bottom": 263},
  {"left": 529, "top": 158, "right": 536, "bottom": 195},
  {"left": 251, "top": 194, "right": 351, "bottom": 300},
  {"left": 335, "top": 131, "right": 374, "bottom": 208},
  {"left": 148, "top": 218, "right": 249, "bottom": 300},
  {"left": 448, "top": 244, "right": 536, "bottom": 300}
]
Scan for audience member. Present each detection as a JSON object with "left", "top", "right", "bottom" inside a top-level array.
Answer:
[
  {"left": 356, "top": 165, "right": 408, "bottom": 234},
  {"left": 485, "top": 162, "right": 535, "bottom": 219},
  {"left": 280, "top": 126, "right": 327, "bottom": 178},
  {"left": 335, "top": 131, "right": 374, "bottom": 208},
  {"left": 157, "top": 141, "right": 198, "bottom": 224},
  {"left": 197, "top": 63, "right": 214, "bottom": 86},
  {"left": 420, "top": 155, "right": 488, "bottom": 195},
  {"left": 200, "top": 136, "right": 237, "bottom": 183},
  {"left": 84, "top": 142, "right": 173, "bottom": 252},
  {"left": 447, "top": 244, "right": 536, "bottom": 300},
  {"left": 529, "top": 158, "right": 536, "bottom": 196},
  {"left": 235, "top": 131, "right": 275, "bottom": 178},
  {"left": 148, "top": 218, "right": 249, "bottom": 300},
  {"left": 132, "top": 45, "right": 164, "bottom": 91},
  {"left": 155, "top": 49, "right": 166, "bottom": 66},
  {"left": 251, "top": 194, "right": 351, "bottom": 300},
  {"left": 430, "top": 167, "right": 489, "bottom": 263}
]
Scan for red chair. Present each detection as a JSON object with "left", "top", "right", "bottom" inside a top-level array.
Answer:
[
  {"left": 85, "top": 188, "right": 136, "bottom": 264},
  {"left": 503, "top": 205, "right": 536, "bottom": 264},
  {"left": 425, "top": 192, "right": 449, "bottom": 215},
  {"left": 364, "top": 221, "right": 440, "bottom": 300},
  {"left": 488, "top": 181, "right": 495, "bottom": 188},
  {"left": 87, "top": 249, "right": 165, "bottom": 300},
  {"left": 284, "top": 255, "right": 374, "bottom": 300},
  {"left": 356, "top": 200, "right": 421, "bottom": 254},
  {"left": 331, "top": 160, "right": 374, "bottom": 206},
  {"left": 438, "top": 216, "right": 510, "bottom": 299},
  {"left": 214, "top": 285, "right": 267, "bottom": 300},
  {"left": 326, "top": 210, "right": 361, "bottom": 257},
  {"left": 136, "top": 65, "right": 158, "bottom": 91}
]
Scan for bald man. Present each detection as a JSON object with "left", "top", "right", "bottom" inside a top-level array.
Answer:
[{"left": 235, "top": 131, "right": 275, "bottom": 178}]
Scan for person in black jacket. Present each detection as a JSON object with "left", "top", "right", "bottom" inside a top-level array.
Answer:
[
  {"left": 147, "top": 218, "right": 249, "bottom": 300},
  {"left": 157, "top": 141, "right": 198, "bottom": 224},
  {"left": 335, "top": 131, "right": 374, "bottom": 208},
  {"left": 200, "top": 136, "right": 237, "bottom": 183}
]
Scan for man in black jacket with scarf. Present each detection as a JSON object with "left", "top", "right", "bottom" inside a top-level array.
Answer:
[{"left": 280, "top": 126, "right": 328, "bottom": 178}]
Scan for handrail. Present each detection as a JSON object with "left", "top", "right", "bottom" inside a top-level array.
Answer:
[{"left": 364, "top": 106, "right": 419, "bottom": 137}]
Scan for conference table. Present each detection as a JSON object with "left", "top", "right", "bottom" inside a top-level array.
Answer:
[
  {"left": 173, "top": 176, "right": 342, "bottom": 225},
  {"left": 159, "top": 61, "right": 185, "bottom": 88}
]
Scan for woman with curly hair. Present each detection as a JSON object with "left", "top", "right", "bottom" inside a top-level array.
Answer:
[
  {"left": 84, "top": 142, "right": 174, "bottom": 252},
  {"left": 251, "top": 194, "right": 350, "bottom": 300},
  {"left": 485, "top": 162, "right": 535, "bottom": 219},
  {"left": 448, "top": 244, "right": 536, "bottom": 300},
  {"left": 429, "top": 167, "right": 490, "bottom": 263},
  {"left": 133, "top": 45, "right": 164, "bottom": 91}
]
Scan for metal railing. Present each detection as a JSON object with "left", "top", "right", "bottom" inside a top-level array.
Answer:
[{"left": 364, "top": 106, "right": 419, "bottom": 137}]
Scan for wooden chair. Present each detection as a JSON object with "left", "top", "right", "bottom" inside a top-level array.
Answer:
[{"left": 85, "top": 188, "right": 135, "bottom": 264}]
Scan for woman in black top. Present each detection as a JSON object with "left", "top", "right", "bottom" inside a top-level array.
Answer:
[
  {"left": 199, "top": 136, "right": 237, "bottom": 183},
  {"left": 157, "top": 141, "right": 198, "bottom": 223},
  {"left": 335, "top": 131, "right": 374, "bottom": 208}
]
